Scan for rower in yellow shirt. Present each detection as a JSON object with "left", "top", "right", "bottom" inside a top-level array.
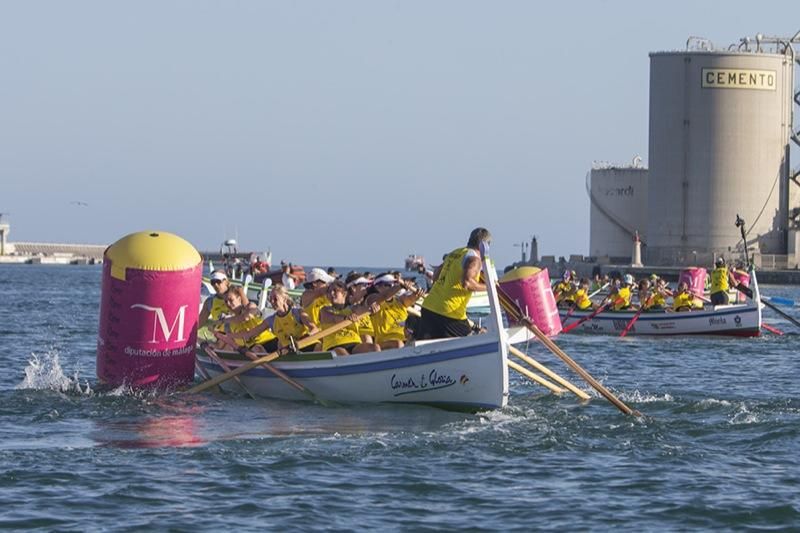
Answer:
[
  {"left": 672, "top": 282, "right": 694, "bottom": 312},
  {"left": 553, "top": 271, "right": 577, "bottom": 308},
  {"left": 609, "top": 274, "right": 634, "bottom": 311},
  {"left": 572, "top": 278, "right": 594, "bottom": 310}
]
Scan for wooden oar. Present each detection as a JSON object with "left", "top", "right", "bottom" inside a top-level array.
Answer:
[
  {"left": 240, "top": 349, "right": 332, "bottom": 407},
  {"left": 619, "top": 307, "right": 644, "bottom": 338},
  {"left": 620, "top": 294, "right": 654, "bottom": 338},
  {"left": 588, "top": 282, "right": 610, "bottom": 299},
  {"left": 508, "top": 345, "right": 590, "bottom": 400},
  {"left": 186, "top": 284, "right": 405, "bottom": 395},
  {"left": 562, "top": 302, "right": 610, "bottom": 334},
  {"left": 507, "top": 360, "right": 565, "bottom": 395},
  {"left": 194, "top": 359, "right": 223, "bottom": 393},
  {"left": 201, "top": 345, "right": 256, "bottom": 399},
  {"left": 496, "top": 283, "right": 640, "bottom": 417}
]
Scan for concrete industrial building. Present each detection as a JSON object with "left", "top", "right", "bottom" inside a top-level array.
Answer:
[{"left": 590, "top": 32, "right": 800, "bottom": 269}]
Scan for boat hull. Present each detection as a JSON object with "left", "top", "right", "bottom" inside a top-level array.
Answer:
[
  {"left": 196, "top": 334, "right": 509, "bottom": 411},
  {"left": 558, "top": 304, "right": 761, "bottom": 336}
]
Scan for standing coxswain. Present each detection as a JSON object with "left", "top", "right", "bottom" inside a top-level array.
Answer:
[{"left": 414, "top": 227, "right": 491, "bottom": 340}]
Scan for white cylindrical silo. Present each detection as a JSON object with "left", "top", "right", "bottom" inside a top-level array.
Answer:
[
  {"left": 588, "top": 165, "right": 649, "bottom": 260},
  {"left": 647, "top": 49, "right": 795, "bottom": 265}
]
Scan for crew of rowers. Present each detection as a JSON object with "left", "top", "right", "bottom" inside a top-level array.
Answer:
[
  {"left": 552, "top": 257, "right": 741, "bottom": 313},
  {"left": 199, "top": 267, "right": 425, "bottom": 357}
]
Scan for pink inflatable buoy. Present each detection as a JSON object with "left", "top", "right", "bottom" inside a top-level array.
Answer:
[
  {"left": 96, "top": 231, "right": 202, "bottom": 388},
  {"left": 499, "top": 266, "right": 562, "bottom": 337},
  {"left": 679, "top": 267, "right": 707, "bottom": 297},
  {"left": 732, "top": 269, "right": 750, "bottom": 303}
]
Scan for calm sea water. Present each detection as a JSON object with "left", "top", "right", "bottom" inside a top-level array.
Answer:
[{"left": 1, "top": 264, "right": 799, "bottom": 530}]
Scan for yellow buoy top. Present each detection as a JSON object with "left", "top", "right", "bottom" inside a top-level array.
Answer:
[
  {"left": 499, "top": 266, "right": 541, "bottom": 283},
  {"left": 106, "top": 231, "right": 201, "bottom": 280}
]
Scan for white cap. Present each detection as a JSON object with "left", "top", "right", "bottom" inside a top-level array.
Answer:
[
  {"left": 373, "top": 274, "right": 396, "bottom": 285},
  {"left": 210, "top": 271, "right": 228, "bottom": 282},
  {"left": 623, "top": 274, "right": 634, "bottom": 285},
  {"left": 346, "top": 276, "right": 371, "bottom": 288},
  {"left": 306, "top": 267, "right": 336, "bottom": 284}
]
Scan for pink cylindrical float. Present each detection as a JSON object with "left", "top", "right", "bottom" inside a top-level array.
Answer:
[
  {"left": 732, "top": 269, "right": 750, "bottom": 303},
  {"left": 97, "top": 231, "right": 202, "bottom": 388},
  {"left": 679, "top": 267, "right": 707, "bottom": 297},
  {"left": 499, "top": 266, "right": 562, "bottom": 337}
]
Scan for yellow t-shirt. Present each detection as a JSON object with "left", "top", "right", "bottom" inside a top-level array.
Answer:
[
  {"left": 229, "top": 313, "right": 277, "bottom": 348},
  {"left": 269, "top": 308, "right": 309, "bottom": 347},
  {"left": 573, "top": 288, "right": 592, "bottom": 310},
  {"left": 710, "top": 267, "right": 730, "bottom": 294},
  {"left": 672, "top": 292, "right": 693, "bottom": 310},
  {"left": 304, "top": 295, "right": 331, "bottom": 328},
  {"left": 372, "top": 298, "right": 408, "bottom": 343},
  {"left": 612, "top": 286, "right": 631, "bottom": 310},
  {"left": 422, "top": 247, "right": 476, "bottom": 320},
  {"left": 320, "top": 306, "right": 362, "bottom": 351}
]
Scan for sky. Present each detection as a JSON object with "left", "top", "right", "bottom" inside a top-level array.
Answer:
[{"left": 1, "top": 1, "right": 797, "bottom": 268}]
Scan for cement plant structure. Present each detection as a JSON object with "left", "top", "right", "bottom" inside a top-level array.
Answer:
[{"left": 589, "top": 32, "right": 800, "bottom": 269}]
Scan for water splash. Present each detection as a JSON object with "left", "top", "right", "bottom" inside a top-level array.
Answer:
[
  {"left": 619, "top": 389, "right": 674, "bottom": 403},
  {"left": 16, "top": 350, "right": 93, "bottom": 395}
]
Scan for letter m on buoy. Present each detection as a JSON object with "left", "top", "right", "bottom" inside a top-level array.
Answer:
[{"left": 130, "top": 304, "right": 189, "bottom": 343}]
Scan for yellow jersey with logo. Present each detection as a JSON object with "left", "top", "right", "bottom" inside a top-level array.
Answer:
[
  {"left": 229, "top": 313, "right": 277, "bottom": 348},
  {"left": 373, "top": 298, "right": 408, "bottom": 343},
  {"left": 320, "top": 306, "right": 362, "bottom": 351},
  {"left": 422, "top": 247, "right": 477, "bottom": 320},
  {"left": 268, "top": 308, "right": 309, "bottom": 347},
  {"left": 710, "top": 267, "right": 730, "bottom": 294},
  {"left": 207, "top": 296, "right": 232, "bottom": 322},
  {"left": 355, "top": 314, "right": 374, "bottom": 339},
  {"left": 304, "top": 295, "right": 331, "bottom": 328}
]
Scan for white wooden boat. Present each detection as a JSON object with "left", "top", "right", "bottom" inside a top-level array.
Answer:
[
  {"left": 195, "top": 244, "right": 510, "bottom": 411},
  {"left": 555, "top": 270, "right": 763, "bottom": 337}
]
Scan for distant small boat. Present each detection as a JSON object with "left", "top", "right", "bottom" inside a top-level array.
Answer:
[
  {"left": 405, "top": 254, "right": 426, "bottom": 271},
  {"left": 557, "top": 270, "right": 763, "bottom": 337}
]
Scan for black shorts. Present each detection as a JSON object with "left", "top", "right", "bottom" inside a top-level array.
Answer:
[
  {"left": 710, "top": 291, "right": 729, "bottom": 306},
  {"left": 414, "top": 308, "right": 472, "bottom": 340},
  {"left": 257, "top": 338, "right": 280, "bottom": 353}
]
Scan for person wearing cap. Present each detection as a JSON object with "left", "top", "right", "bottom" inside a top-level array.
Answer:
[
  {"left": 367, "top": 273, "right": 425, "bottom": 349},
  {"left": 710, "top": 257, "right": 737, "bottom": 306},
  {"left": 415, "top": 227, "right": 491, "bottom": 340},
  {"left": 199, "top": 269, "right": 232, "bottom": 329},
  {"left": 345, "top": 272, "right": 376, "bottom": 344},
  {"left": 319, "top": 280, "right": 381, "bottom": 355},
  {"left": 301, "top": 267, "right": 336, "bottom": 328},
  {"left": 609, "top": 274, "right": 634, "bottom": 311}
]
